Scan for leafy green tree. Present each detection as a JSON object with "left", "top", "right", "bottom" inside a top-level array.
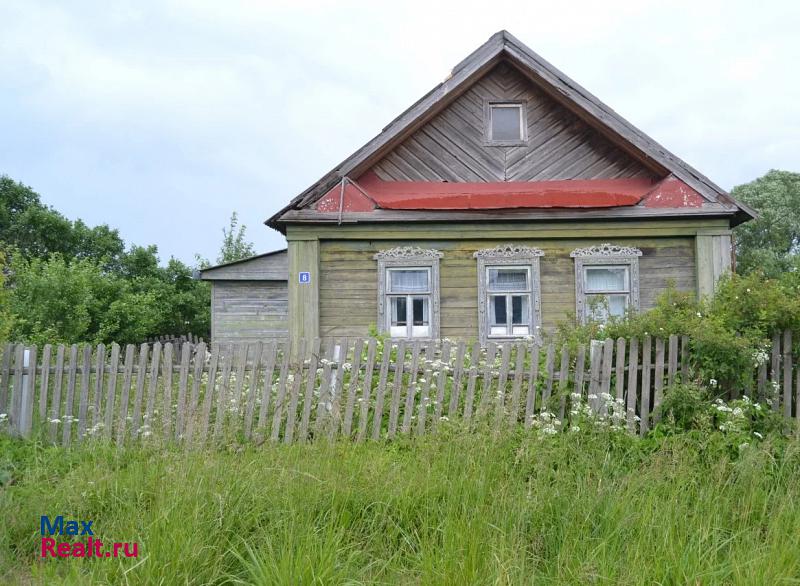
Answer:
[
  {"left": 732, "top": 170, "right": 800, "bottom": 277},
  {"left": 0, "top": 252, "right": 13, "bottom": 342},
  {"left": 217, "top": 212, "right": 255, "bottom": 264}
]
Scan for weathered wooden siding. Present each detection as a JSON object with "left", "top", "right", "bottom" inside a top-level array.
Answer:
[
  {"left": 369, "top": 62, "right": 656, "bottom": 183},
  {"left": 211, "top": 281, "right": 288, "bottom": 344},
  {"left": 319, "top": 237, "right": 695, "bottom": 339}
]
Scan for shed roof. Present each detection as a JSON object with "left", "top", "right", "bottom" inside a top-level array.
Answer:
[{"left": 199, "top": 249, "right": 288, "bottom": 281}]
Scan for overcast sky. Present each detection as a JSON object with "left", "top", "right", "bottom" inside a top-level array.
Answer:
[{"left": 1, "top": 0, "right": 798, "bottom": 264}]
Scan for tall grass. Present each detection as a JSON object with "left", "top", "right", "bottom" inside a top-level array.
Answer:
[{"left": 2, "top": 425, "right": 800, "bottom": 584}]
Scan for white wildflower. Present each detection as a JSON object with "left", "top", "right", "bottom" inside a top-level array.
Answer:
[{"left": 753, "top": 431, "right": 764, "bottom": 439}]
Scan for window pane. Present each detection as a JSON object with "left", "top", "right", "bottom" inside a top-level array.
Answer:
[
  {"left": 412, "top": 297, "right": 428, "bottom": 326},
  {"left": 491, "top": 105, "right": 522, "bottom": 141},
  {"left": 511, "top": 295, "right": 529, "bottom": 325},
  {"left": 490, "top": 295, "right": 507, "bottom": 326},
  {"left": 390, "top": 297, "right": 407, "bottom": 326},
  {"left": 585, "top": 266, "right": 628, "bottom": 292},
  {"left": 587, "top": 293, "right": 629, "bottom": 321},
  {"left": 389, "top": 269, "right": 428, "bottom": 293},
  {"left": 488, "top": 268, "right": 528, "bottom": 291}
]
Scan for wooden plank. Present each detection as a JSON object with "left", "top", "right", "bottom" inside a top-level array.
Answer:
[
  {"left": 508, "top": 343, "right": 526, "bottom": 426},
  {"left": 329, "top": 339, "right": 349, "bottom": 441},
  {"left": 342, "top": 338, "right": 365, "bottom": 438},
  {"left": 599, "top": 338, "right": 614, "bottom": 405},
  {"left": 587, "top": 341, "right": 602, "bottom": 410},
  {"left": 667, "top": 334, "right": 678, "bottom": 387},
  {"left": 371, "top": 340, "right": 393, "bottom": 440},
  {"left": 314, "top": 339, "right": 334, "bottom": 439},
  {"left": 296, "top": 338, "right": 321, "bottom": 441},
  {"left": 116, "top": 345, "right": 136, "bottom": 447},
  {"left": 76, "top": 344, "right": 92, "bottom": 442},
  {"left": 627, "top": 338, "right": 639, "bottom": 432},
  {"left": 432, "top": 340, "right": 452, "bottom": 429},
  {"left": 447, "top": 340, "right": 467, "bottom": 417},
  {"left": 19, "top": 346, "right": 37, "bottom": 437},
  {"left": 783, "top": 330, "right": 793, "bottom": 418},
  {"left": 541, "top": 344, "right": 556, "bottom": 413},
  {"left": 144, "top": 342, "right": 162, "bottom": 441},
  {"left": 256, "top": 342, "right": 278, "bottom": 433},
  {"left": 160, "top": 343, "right": 173, "bottom": 439},
  {"left": 557, "top": 344, "right": 570, "bottom": 421},
  {"left": 354, "top": 339, "right": 378, "bottom": 439},
  {"left": 230, "top": 344, "right": 249, "bottom": 419},
  {"left": 39, "top": 344, "right": 52, "bottom": 422},
  {"left": 102, "top": 344, "right": 119, "bottom": 441},
  {"left": 10, "top": 345, "right": 23, "bottom": 436},
  {"left": 573, "top": 344, "right": 586, "bottom": 397},
  {"left": 284, "top": 339, "right": 308, "bottom": 444},
  {"left": 90, "top": 344, "right": 105, "bottom": 430},
  {"left": 386, "top": 340, "right": 407, "bottom": 438},
  {"left": 130, "top": 343, "right": 149, "bottom": 441},
  {"left": 214, "top": 345, "right": 235, "bottom": 441},
  {"left": 175, "top": 342, "right": 193, "bottom": 439},
  {"left": 492, "top": 343, "right": 512, "bottom": 425},
  {"left": 416, "top": 343, "right": 436, "bottom": 436},
  {"left": 49, "top": 345, "right": 66, "bottom": 443},
  {"left": 652, "top": 337, "right": 665, "bottom": 424},
  {"left": 463, "top": 341, "right": 482, "bottom": 423},
  {"left": 244, "top": 341, "right": 264, "bottom": 439},
  {"left": 476, "top": 342, "right": 497, "bottom": 419},
  {"left": 614, "top": 338, "right": 626, "bottom": 402},
  {"left": 269, "top": 343, "right": 292, "bottom": 442},
  {"left": 185, "top": 342, "right": 206, "bottom": 442},
  {"left": 770, "top": 332, "right": 781, "bottom": 412},
  {"left": 639, "top": 336, "right": 652, "bottom": 436},
  {"left": 0, "top": 344, "right": 12, "bottom": 418},
  {"left": 199, "top": 345, "right": 221, "bottom": 445},
  {"left": 62, "top": 345, "right": 79, "bottom": 446},
  {"left": 680, "top": 335, "right": 690, "bottom": 382},
  {"left": 524, "top": 344, "right": 540, "bottom": 427},
  {"left": 400, "top": 342, "right": 422, "bottom": 433}
]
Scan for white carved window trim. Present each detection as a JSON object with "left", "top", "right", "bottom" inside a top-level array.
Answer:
[
  {"left": 374, "top": 247, "right": 442, "bottom": 339},
  {"left": 570, "top": 244, "right": 642, "bottom": 323},
  {"left": 474, "top": 244, "right": 544, "bottom": 345}
]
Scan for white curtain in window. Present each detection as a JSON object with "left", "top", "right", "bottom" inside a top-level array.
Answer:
[
  {"left": 585, "top": 267, "right": 627, "bottom": 292},
  {"left": 390, "top": 269, "right": 428, "bottom": 292},
  {"left": 488, "top": 268, "right": 528, "bottom": 291}
]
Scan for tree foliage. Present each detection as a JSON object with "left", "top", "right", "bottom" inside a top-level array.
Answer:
[
  {"left": 0, "top": 174, "right": 213, "bottom": 344},
  {"left": 732, "top": 169, "right": 800, "bottom": 277},
  {"left": 217, "top": 211, "right": 255, "bottom": 265}
]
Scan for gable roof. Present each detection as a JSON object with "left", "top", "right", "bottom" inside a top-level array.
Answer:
[{"left": 267, "top": 30, "right": 755, "bottom": 231}]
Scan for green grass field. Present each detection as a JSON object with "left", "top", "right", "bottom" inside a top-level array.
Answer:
[{"left": 2, "top": 425, "right": 800, "bottom": 585}]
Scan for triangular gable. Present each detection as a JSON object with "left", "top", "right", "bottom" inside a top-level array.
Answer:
[{"left": 267, "top": 31, "right": 755, "bottom": 229}]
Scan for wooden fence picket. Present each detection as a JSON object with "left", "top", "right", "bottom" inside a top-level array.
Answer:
[
  {"left": 557, "top": 345, "right": 570, "bottom": 420},
  {"left": 508, "top": 343, "right": 526, "bottom": 426},
  {"left": 463, "top": 341, "right": 481, "bottom": 423},
  {"left": 50, "top": 345, "right": 66, "bottom": 443},
  {"left": 342, "top": 338, "right": 364, "bottom": 438},
  {"left": 401, "top": 342, "right": 422, "bottom": 433},
  {"left": 782, "top": 330, "right": 792, "bottom": 417},
  {"left": 447, "top": 340, "right": 466, "bottom": 418},
  {"left": 370, "top": 340, "right": 392, "bottom": 440},
  {"left": 11, "top": 345, "right": 23, "bottom": 437},
  {"left": 476, "top": 342, "right": 497, "bottom": 418},
  {"left": 283, "top": 340, "right": 308, "bottom": 444},
  {"left": 76, "top": 344, "right": 92, "bottom": 442},
  {"left": 667, "top": 335, "right": 678, "bottom": 387},
  {"left": 160, "top": 343, "right": 173, "bottom": 439},
  {"left": 626, "top": 338, "right": 639, "bottom": 432},
  {"left": 357, "top": 339, "right": 378, "bottom": 439},
  {"left": 256, "top": 342, "right": 278, "bottom": 435},
  {"left": 386, "top": 340, "right": 406, "bottom": 438},
  {"left": 62, "top": 345, "right": 78, "bottom": 446},
  {"left": 175, "top": 343, "right": 192, "bottom": 439},
  {"left": 39, "top": 344, "right": 52, "bottom": 422},
  {"left": 432, "top": 340, "right": 451, "bottom": 429},
  {"left": 639, "top": 336, "right": 652, "bottom": 436},
  {"left": 20, "top": 345, "right": 37, "bottom": 437},
  {"left": 0, "top": 344, "right": 12, "bottom": 417},
  {"left": 144, "top": 342, "right": 162, "bottom": 441},
  {"left": 493, "top": 343, "right": 512, "bottom": 425},
  {"left": 652, "top": 337, "right": 665, "bottom": 424},
  {"left": 524, "top": 344, "right": 540, "bottom": 427},
  {"left": 269, "top": 343, "right": 291, "bottom": 443},
  {"left": 91, "top": 344, "right": 105, "bottom": 430},
  {"left": 215, "top": 346, "right": 234, "bottom": 442},
  {"left": 199, "top": 345, "right": 221, "bottom": 445},
  {"left": 116, "top": 344, "right": 135, "bottom": 447},
  {"left": 771, "top": 332, "right": 781, "bottom": 412},
  {"left": 615, "top": 338, "right": 626, "bottom": 402}
]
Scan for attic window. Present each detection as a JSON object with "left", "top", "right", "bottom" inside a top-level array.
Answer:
[{"left": 485, "top": 101, "right": 527, "bottom": 145}]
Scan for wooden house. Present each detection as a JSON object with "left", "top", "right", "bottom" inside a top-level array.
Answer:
[{"left": 204, "top": 31, "right": 754, "bottom": 344}]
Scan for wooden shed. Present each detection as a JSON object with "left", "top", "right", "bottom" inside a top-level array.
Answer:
[{"left": 199, "top": 250, "right": 288, "bottom": 344}]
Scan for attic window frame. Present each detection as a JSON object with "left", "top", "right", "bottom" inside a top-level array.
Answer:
[{"left": 484, "top": 100, "right": 528, "bottom": 146}]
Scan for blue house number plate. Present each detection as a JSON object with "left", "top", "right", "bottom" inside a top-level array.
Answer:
[{"left": 299, "top": 271, "right": 311, "bottom": 284}]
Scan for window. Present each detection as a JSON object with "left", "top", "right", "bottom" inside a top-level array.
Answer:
[
  {"left": 484, "top": 101, "right": 527, "bottom": 145},
  {"left": 571, "top": 244, "right": 642, "bottom": 324},
  {"left": 475, "top": 244, "right": 544, "bottom": 344},
  {"left": 375, "top": 247, "right": 442, "bottom": 339}
]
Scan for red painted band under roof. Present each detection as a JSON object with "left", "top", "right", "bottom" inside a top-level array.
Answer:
[{"left": 313, "top": 173, "right": 707, "bottom": 213}]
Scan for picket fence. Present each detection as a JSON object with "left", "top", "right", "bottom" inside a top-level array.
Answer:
[{"left": 1, "top": 332, "right": 798, "bottom": 447}]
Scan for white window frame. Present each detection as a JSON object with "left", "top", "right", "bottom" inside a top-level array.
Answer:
[
  {"left": 374, "top": 247, "right": 442, "bottom": 340},
  {"left": 570, "top": 244, "right": 642, "bottom": 324},
  {"left": 484, "top": 100, "right": 528, "bottom": 146},
  {"left": 474, "top": 244, "right": 544, "bottom": 344}
]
